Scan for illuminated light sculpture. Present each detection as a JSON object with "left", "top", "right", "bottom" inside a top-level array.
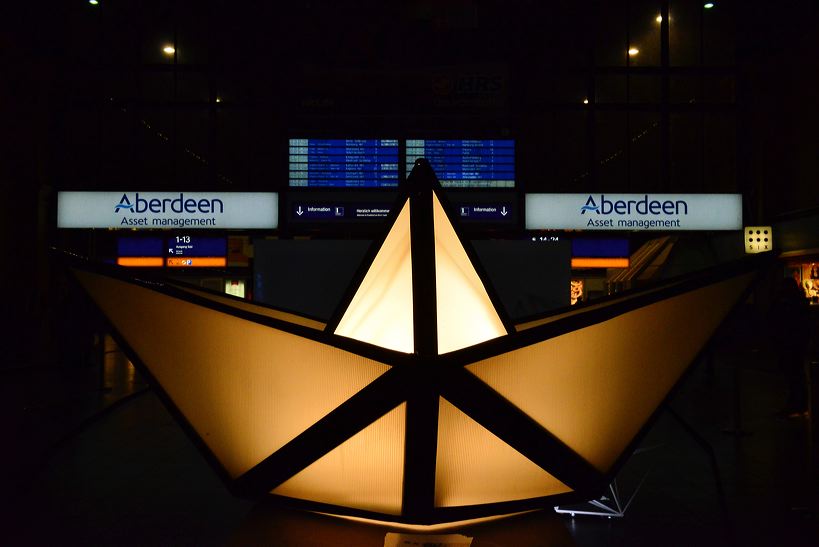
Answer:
[{"left": 67, "top": 160, "right": 764, "bottom": 525}]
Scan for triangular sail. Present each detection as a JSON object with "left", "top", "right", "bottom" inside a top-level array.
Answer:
[
  {"left": 334, "top": 201, "right": 414, "bottom": 353},
  {"left": 272, "top": 403, "right": 406, "bottom": 515},
  {"left": 435, "top": 398, "right": 571, "bottom": 507},
  {"left": 433, "top": 192, "right": 506, "bottom": 354}
]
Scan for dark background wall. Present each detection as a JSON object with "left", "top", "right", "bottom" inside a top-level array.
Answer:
[{"left": 2, "top": 0, "right": 818, "bottom": 367}]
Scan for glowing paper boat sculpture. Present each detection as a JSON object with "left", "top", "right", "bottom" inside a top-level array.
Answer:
[{"left": 67, "top": 160, "right": 764, "bottom": 525}]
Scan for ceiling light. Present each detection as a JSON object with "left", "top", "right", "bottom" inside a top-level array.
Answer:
[
  {"left": 162, "top": 45, "right": 175, "bottom": 55},
  {"left": 628, "top": 48, "right": 639, "bottom": 56}
]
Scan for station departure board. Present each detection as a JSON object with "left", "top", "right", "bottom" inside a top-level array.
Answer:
[
  {"left": 405, "top": 139, "right": 515, "bottom": 188},
  {"left": 289, "top": 139, "right": 400, "bottom": 188}
]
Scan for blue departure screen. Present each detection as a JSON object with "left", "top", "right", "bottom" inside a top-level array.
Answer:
[
  {"left": 117, "top": 237, "right": 164, "bottom": 257},
  {"left": 166, "top": 235, "right": 226, "bottom": 257},
  {"left": 289, "top": 139, "right": 400, "bottom": 188},
  {"left": 405, "top": 139, "right": 515, "bottom": 188}
]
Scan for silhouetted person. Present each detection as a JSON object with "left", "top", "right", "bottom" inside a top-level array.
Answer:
[{"left": 770, "top": 277, "right": 811, "bottom": 417}]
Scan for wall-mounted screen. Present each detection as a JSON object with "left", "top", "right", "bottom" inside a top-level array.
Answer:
[
  {"left": 165, "top": 235, "right": 227, "bottom": 267},
  {"left": 117, "top": 237, "right": 164, "bottom": 257},
  {"left": 116, "top": 236, "right": 164, "bottom": 267},
  {"left": 166, "top": 235, "right": 227, "bottom": 257},
  {"left": 288, "top": 139, "right": 400, "bottom": 188},
  {"left": 405, "top": 139, "right": 515, "bottom": 188},
  {"left": 571, "top": 238, "right": 629, "bottom": 258}
]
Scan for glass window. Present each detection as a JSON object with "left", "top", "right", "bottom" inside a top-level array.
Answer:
[
  {"left": 214, "top": 110, "right": 249, "bottom": 187},
  {"left": 595, "top": 4, "right": 628, "bottom": 66},
  {"left": 595, "top": 112, "right": 628, "bottom": 190},
  {"left": 703, "top": 1, "right": 735, "bottom": 66},
  {"left": 629, "top": 1, "right": 662, "bottom": 67},
  {"left": 552, "top": 112, "right": 589, "bottom": 191},
  {"left": 596, "top": 75, "right": 627, "bottom": 103},
  {"left": 670, "top": 75, "right": 699, "bottom": 103},
  {"left": 177, "top": 72, "right": 210, "bottom": 102},
  {"left": 629, "top": 75, "right": 661, "bottom": 103},
  {"left": 702, "top": 74, "right": 735, "bottom": 103},
  {"left": 670, "top": 113, "right": 703, "bottom": 192},
  {"left": 703, "top": 112, "right": 736, "bottom": 191},
  {"left": 140, "top": 72, "right": 174, "bottom": 102},
  {"left": 137, "top": 109, "right": 175, "bottom": 185},
  {"left": 534, "top": 75, "right": 588, "bottom": 105},
  {"left": 628, "top": 112, "right": 661, "bottom": 191},
  {"left": 669, "top": 0, "right": 700, "bottom": 65}
]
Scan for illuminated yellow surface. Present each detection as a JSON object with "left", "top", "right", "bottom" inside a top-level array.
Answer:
[
  {"left": 435, "top": 398, "right": 571, "bottom": 507},
  {"left": 432, "top": 193, "right": 507, "bottom": 354},
  {"left": 169, "top": 282, "right": 326, "bottom": 331},
  {"left": 73, "top": 269, "right": 390, "bottom": 479},
  {"left": 335, "top": 201, "right": 414, "bottom": 353},
  {"left": 316, "top": 510, "right": 537, "bottom": 533},
  {"left": 469, "top": 273, "right": 754, "bottom": 472},
  {"left": 571, "top": 257, "right": 630, "bottom": 268},
  {"left": 166, "top": 257, "right": 227, "bottom": 267},
  {"left": 117, "top": 257, "right": 163, "bottom": 267},
  {"left": 273, "top": 404, "right": 406, "bottom": 515}
]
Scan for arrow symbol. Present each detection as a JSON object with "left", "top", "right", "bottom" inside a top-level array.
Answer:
[
  {"left": 296, "top": 206, "right": 304, "bottom": 216},
  {"left": 501, "top": 206, "right": 508, "bottom": 216}
]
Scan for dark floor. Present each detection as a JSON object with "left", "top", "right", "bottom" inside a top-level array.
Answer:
[{"left": 3, "top": 317, "right": 819, "bottom": 546}]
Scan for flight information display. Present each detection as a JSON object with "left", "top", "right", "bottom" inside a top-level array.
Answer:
[
  {"left": 289, "top": 139, "right": 400, "bottom": 188},
  {"left": 405, "top": 139, "right": 515, "bottom": 188}
]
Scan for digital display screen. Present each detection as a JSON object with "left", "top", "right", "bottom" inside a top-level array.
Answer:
[
  {"left": 166, "top": 235, "right": 227, "bottom": 257},
  {"left": 117, "top": 237, "right": 164, "bottom": 257},
  {"left": 571, "top": 238, "right": 629, "bottom": 258},
  {"left": 406, "top": 139, "right": 515, "bottom": 188},
  {"left": 289, "top": 139, "right": 400, "bottom": 188}
]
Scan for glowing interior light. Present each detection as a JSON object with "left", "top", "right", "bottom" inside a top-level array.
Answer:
[
  {"left": 432, "top": 193, "right": 506, "bottom": 354},
  {"left": 334, "top": 200, "right": 414, "bottom": 353},
  {"left": 628, "top": 47, "right": 639, "bottom": 56},
  {"left": 162, "top": 45, "right": 175, "bottom": 55},
  {"left": 435, "top": 398, "right": 571, "bottom": 507},
  {"left": 704, "top": 2, "right": 715, "bottom": 8},
  {"left": 215, "top": 97, "right": 222, "bottom": 103},
  {"left": 88, "top": 0, "right": 99, "bottom": 5},
  {"left": 656, "top": 15, "right": 662, "bottom": 23},
  {"left": 73, "top": 269, "right": 391, "bottom": 478},
  {"left": 468, "top": 273, "right": 754, "bottom": 472},
  {"left": 582, "top": 98, "right": 589, "bottom": 104},
  {"left": 272, "top": 403, "right": 406, "bottom": 515}
]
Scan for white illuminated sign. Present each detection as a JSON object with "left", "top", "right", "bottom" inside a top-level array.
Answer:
[
  {"left": 525, "top": 193, "right": 742, "bottom": 231},
  {"left": 57, "top": 192, "right": 278, "bottom": 229}
]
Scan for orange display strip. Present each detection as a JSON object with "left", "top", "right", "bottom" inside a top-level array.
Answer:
[
  {"left": 117, "top": 257, "right": 164, "bottom": 267},
  {"left": 167, "top": 257, "right": 227, "bottom": 267},
  {"left": 571, "top": 257, "right": 629, "bottom": 268}
]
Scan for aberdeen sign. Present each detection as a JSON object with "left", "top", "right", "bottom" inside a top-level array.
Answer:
[
  {"left": 57, "top": 191, "right": 278, "bottom": 229},
  {"left": 525, "top": 193, "right": 742, "bottom": 231}
]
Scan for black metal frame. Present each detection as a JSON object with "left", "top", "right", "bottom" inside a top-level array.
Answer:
[{"left": 60, "top": 159, "right": 771, "bottom": 525}]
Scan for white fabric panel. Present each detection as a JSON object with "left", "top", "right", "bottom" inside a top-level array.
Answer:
[
  {"left": 435, "top": 398, "right": 571, "bottom": 507},
  {"left": 335, "top": 201, "right": 414, "bottom": 353},
  {"left": 74, "top": 269, "right": 390, "bottom": 479},
  {"left": 272, "top": 404, "right": 406, "bottom": 515},
  {"left": 433, "top": 193, "right": 507, "bottom": 354},
  {"left": 468, "top": 273, "right": 754, "bottom": 472}
]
